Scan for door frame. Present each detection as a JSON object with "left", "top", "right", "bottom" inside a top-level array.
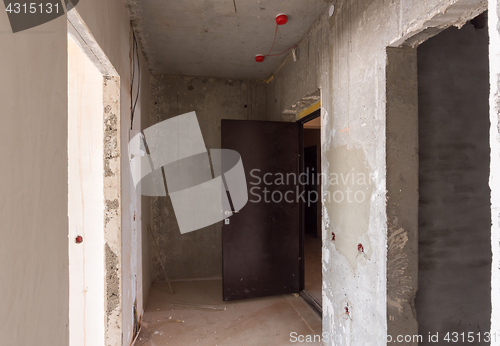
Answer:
[
  {"left": 68, "top": 9, "right": 122, "bottom": 345},
  {"left": 296, "top": 109, "right": 322, "bottom": 313}
]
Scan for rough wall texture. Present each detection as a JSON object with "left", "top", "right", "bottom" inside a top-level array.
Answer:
[
  {"left": 103, "top": 76, "right": 122, "bottom": 345},
  {"left": 416, "top": 23, "right": 491, "bottom": 343},
  {"left": 149, "top": 75, "right": 267, "bottom": 281},
  {"left": 386, "top": 46, "right": 419, "bottom": 343},
  {"left": 265, "top": 0, "right": 487, "bottom": 344},
  {"left": 489, "top": 0, "right": 500, "bottom": 343}
]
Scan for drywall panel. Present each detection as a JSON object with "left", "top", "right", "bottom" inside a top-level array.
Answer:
[
  {"left": 0, "top": 2, "right": 151, "bottom": 345},
  {"left": 68, "top": 34, "right": 105, "bottom": 346},
  {"left": 0, "top": 12, "right": 68, "bottom": 346}
]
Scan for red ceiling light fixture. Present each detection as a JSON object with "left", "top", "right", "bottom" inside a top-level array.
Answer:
[
  {"left": 255, "top": 54, "right": 265, "bottom": 62},
  {"left": 275, "top": 13, "right": 288, "bottom": 25}
]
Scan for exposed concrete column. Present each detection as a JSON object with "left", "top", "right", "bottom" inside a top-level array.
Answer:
[
  {"left": 489, "top": 0, "right": 500, "bottom": 343},
  {"left": 386, "top": 47, "right": 419, "bottom": 344}
]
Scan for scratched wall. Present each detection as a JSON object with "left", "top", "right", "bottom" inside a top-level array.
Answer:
[{"left": 416, "top": 22, "right": 491, "bottom": 343}]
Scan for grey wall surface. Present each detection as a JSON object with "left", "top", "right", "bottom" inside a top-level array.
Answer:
[
  {"left": 0, "top": 12, "right": 69, "bottom": 346},
  {"left": 416, "top": 22, "right": 491, "bottom": 342},
  {"left": 386, "top": 46, "right": 419, "bottom": 342},
  {"left": 144, "top": 0, "right": 491, "bottom": 343},
  {"left": 149, "top": 75, "right": 267, "bottom": 281},
  {"left": 264, "top": 0, "right": 487, "bottom": 344},
  {"left": 0, "top": 1, "right": 152, "bottom": 344}
]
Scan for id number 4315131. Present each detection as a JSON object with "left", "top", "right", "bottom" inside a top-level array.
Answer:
[
  {"left": 444, "top": 332, "right": 497, "bottom": 343},
  {"left": 6, "top": 2, "right": 60, "bottom": 14}
]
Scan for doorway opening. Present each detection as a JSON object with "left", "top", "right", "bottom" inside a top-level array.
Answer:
[
  {"left": 415, "top": 12, "right": 491, "bottom": 342},
  {"left": 68, "top": 10, "right": 121, "bottom": 346},
  {"left": 298, "top": 109, "right": 322, "bottom": 313},
  {"left": 137, "top": 117, "right": 323, "bottom": 345}
]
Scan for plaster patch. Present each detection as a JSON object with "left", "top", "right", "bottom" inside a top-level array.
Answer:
[
  {"left": 327, "top": 145, "right": 374, "bottom": 273},
  {"left": 324, "top": 247, "right": 330, "bottom": 265},
  {"left": 387, "top": 226, "right": 413, "bottom": 316}
]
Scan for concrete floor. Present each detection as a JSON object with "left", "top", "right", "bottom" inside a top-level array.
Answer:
[
  {"left": 304, "top": 235, "right": 322, "bottom": 305},
  {"left": 136, "top": 280, "right": 322, "bottom": 346}
]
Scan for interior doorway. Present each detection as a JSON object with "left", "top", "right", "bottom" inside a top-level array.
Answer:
[
  {"left": 298, "top": 110, "right": 322, "bottom": 311},
  {"left": 67, "top": 10, "right": 121, "bottom": 345},
  {"left": 415, "top": 13, "right": 491, "bottom": 343}
]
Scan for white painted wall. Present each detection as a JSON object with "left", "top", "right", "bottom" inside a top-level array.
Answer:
[{"left": 68, "top": 34, "right": 105, "bottom": 346}]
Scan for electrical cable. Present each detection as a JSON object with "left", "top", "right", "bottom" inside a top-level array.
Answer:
[
  {"left": 132, "top": 36, "right": 141, "bottom": 126},
  {"left": 262, "top": 23, "right": 298, "bottom": 58},
  {"left": 130, "top": 29, "right": 135, "bottom": 128},
  {"left": 130, "top": 30, "right": 141, "bottom": 130},
  {"left": 265, "top": 23, "right": 278, "bottom": 56},
  {"left": 266, "top": 45, "right": 298, "bottom": 57}
]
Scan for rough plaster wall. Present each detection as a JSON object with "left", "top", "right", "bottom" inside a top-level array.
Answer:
[
  {"left": 489, "top": 0, "right": 500, "bottom": 343},
  {"left": 103, "top": 76, "right": 122, "bottom": 345},
  {"left": 150, "top": 75, "right": 267, "bottom": 281},
  {"left": 67, "top": 1, "right": 152, "bottom": 344},
  {"left": 265, "top": 0, "right": 487, "bottom": 344},
  {"left": 0, "top": 13, "right": 68, "bottom": 346},
  {"left": 386, "top": 47, "right": 419, "bottom": 343},
  {"left": 416, "top": 23, "right": 491, "bottom": 342}
]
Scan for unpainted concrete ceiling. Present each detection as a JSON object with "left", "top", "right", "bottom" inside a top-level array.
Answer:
[{"left": 129, "top": 0, "right": 330, "bottom": 79}]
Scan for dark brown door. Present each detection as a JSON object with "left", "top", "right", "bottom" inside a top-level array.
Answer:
[{"left": 221, "top": 120, "right": 301, "bottom": 301}]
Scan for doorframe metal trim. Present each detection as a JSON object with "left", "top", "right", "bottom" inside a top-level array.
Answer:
[{"left": 296, "top": 109, "right": 321, "bottom": 295}]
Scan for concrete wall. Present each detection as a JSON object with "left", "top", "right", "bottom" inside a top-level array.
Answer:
[
  {"left": 0, "top": 1, "right": 152, "bottom": 345},
  {"left": 386, "top": 46, "right": 419, "bottom": 343},
  {"left": 416, "top": 22, "right": 491, "bottom": 341},
  {"left": 149, "top": 75, "right": 267, "bottom": 281},
  {"left": 265, "top": 0, "right": 487, "bottom": 344}
]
